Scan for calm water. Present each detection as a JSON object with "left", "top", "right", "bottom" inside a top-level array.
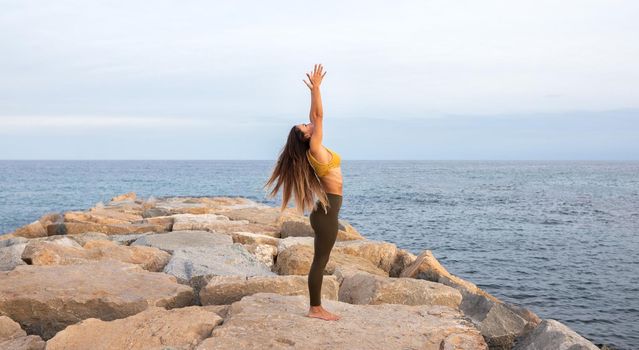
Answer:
[{"left": 1, "top": 160, "right": 638, "bottom": 349}]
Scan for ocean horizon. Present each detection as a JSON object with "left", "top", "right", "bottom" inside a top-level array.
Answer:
[{"left": 1, "top": 159, "right": 638, "bottom": 349}]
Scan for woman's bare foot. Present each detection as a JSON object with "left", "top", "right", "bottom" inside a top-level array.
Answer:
[{"left": 307, "top": 305, "right": 341, "bottom": 321}]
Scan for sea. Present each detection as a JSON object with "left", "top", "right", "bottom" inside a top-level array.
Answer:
[{"left": 0, "top": 160, "right": 637, "bottom": 349}]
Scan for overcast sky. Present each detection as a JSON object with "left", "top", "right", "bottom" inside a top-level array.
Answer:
[{"left": 0, "top": 0, "right": 637, "bottom": 160}]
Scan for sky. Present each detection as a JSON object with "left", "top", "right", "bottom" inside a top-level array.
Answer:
[{"left": 0, "top": 0, "right": 637, "bottom": 160}]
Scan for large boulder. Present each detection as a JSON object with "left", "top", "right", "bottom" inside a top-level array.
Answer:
[
  {"left": 163, "top": 243, "right": 276, "bottom": 302},
  {"left": 231, "top": 231, "right": 279, "bottom": 246},
  {"left": 11, "top": 213, "right": 62, "bottom": 238},
  {"left": 200, "top": 275, "right": 339, "bottom": 305},
  {"left": 21, "top": 240, "right": 171, "bottom": 272},
  {"left": 273, "top": 244, "right": 388, "bottom": 277},
  {"left": 243, "top": 243, "right": 278, "bottom": 268},
  {"left": 338, "top": 270, "right": 462, "bottom": 308},
  {"left": 0, "top": 315, "right": 45, "bottom": 350},
  {"left": 400, "top": 250, "right": 541, "bottom": 349},
  {"left": 0, "top": 260, "right": 194, "bottom": 339},
  {"left": 46, "top": 306, "right": 223, "bottom": 350},
  {"left": 513, "top": 319, "right": 599, "bottom": 350},
  {"left": 132, "top": 230, "right": 233, "bottom": 253},
  {"left": 46, "top": 222, "right": 166, "bottom": 236},
  {"left": 195, "top": 293, "right": 487, "bottom": 350},
  {"left": 333, "top": 239, "right": 398, "bottom": 273},
  {"left": 165, "top": 244, "right": 275, "bottom": 282},
  {"left": 171, "top": 213, "right": 279, "bottom": 236},
  {"left": 279, "top": 216, "right": 364, "bottom": 241},
  {"left": 0, "top": 243, "right": 27, "bottom": 271}
]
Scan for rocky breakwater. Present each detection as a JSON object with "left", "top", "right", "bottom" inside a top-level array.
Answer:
[{"left": 0, "top": 192, "right": 601, "bottom": 349}]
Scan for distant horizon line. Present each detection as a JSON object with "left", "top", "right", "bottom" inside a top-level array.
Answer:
[{"left": 1, "top": 159, "right": 638, "bottom": 162}]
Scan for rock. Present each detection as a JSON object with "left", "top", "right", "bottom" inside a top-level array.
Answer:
[
  {"left": 195, "top": 293, "right": 487, "bottom": 350},
  {"left": 231, "top": 231, "right": 279, "bottom": 246},
  {"left": 46, "top": 222, "right": 166, "bottom": 236},
  {"left": 200, "top": 275, "right": 339, "bottom": 305},
  {"left": 21, "top": 239, "right": 171, "bottom": 271},
  {"left": 132, "top": 215, "right": 174, "bottom": 231},
  {"left": 142, "top": 207, "right": 172, "bottom": 218},
  {"left": 109, "top": 191, "right": 137, "bottom": 202},
  {"left": 389, "top": 247, "right": 418, "bottom": 277},
  {"left": 0, "top": 315, "right": 45, "bottom": 350},
  {"left": 279, "top": 216, "right": 314, "bottom": 238},
  {"left": 400, "top": 250, "right": 541, "bottom": 349},
  {"left": 0, "top": 243, "right": 27, "bottom": 271},
  {"left": 171, "top": 213, "right": 279, "bottom": 236},
  {"left": 108, "top": 233, "right": 149, "bottom": 245},
  {"left": 279, "top": 216, "right": 363, "bottom": 241},
  {"left": 63, "top": 211, "right": 131, "bottom": 225},
  {"left": 222, "top": 206, "right": 283, "bottom": 226},
  {"left": 0, "top": 235, "right": 28, "bottom": 248},
  {"left": 273, "top": 244, "right": 388, "bottom": 276},
  {"left": 46, "top": 306, "right": 223, "bottom": 350},
  {"left": 333, "top": 239, "right": 398, "bottom": 273},
  {"left": 132, "top": 230, "right": 233, "bottom": 253},
  {"left": 277, "top": 236, "right": 314, "bottom": 252},
  {"left": 338, "top": 270, "right": 462, "bottom": 308},
  {"left": 87, "top": 207, "right": 143, "bottom": 222},
  {"left": 164, "top": 244, "right": 275, "bottom": 281},
  {"left": 163, "top": 244, "right": 276, "bottom": 302},
  {"left": 11, "top": 221, "right": 47, "bottom": 238},
  {"left": 68, "top": 231, "right": 109, "bottom": 246},
  {"left": 513, "top": 319, "right": 599, "bottom": 350},
  {"left": 243, "top": 243, "right": 277, "bottom": 268},
  {"left": 30, "top": 235, "right": 81, "bottom": 247},
  {"left": 0, "top": 260, "right": 194, "bottom": 339}
]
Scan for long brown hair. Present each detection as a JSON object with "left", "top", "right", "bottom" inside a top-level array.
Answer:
[{"left": 263, "top": 125, "right": 329, "bottom": 216}]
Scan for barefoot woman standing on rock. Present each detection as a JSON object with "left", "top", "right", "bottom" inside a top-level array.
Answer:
[{"left": 264, "top": 63, "right": 343, "bottom": 321}]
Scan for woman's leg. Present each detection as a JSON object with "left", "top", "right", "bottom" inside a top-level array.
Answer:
[{"left": 308, "top": 193, "right": 342, "bottom": 306}]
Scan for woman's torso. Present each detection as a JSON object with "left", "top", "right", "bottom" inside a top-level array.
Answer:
[{"left": 307, "top": 145, "right": 343, "bottom": 196}]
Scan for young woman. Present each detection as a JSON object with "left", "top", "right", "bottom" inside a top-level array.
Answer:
[{"left": 263, "top": 63, "right": 343, "bottom": 321}]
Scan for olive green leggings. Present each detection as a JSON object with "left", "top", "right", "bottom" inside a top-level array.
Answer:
[{"left": 308, "top": 193, "right": 343, "bottom": 306}]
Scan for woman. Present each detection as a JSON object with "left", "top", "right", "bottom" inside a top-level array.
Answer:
[{"left": 263, "top": 63, "right": 343, "bottom": 321}]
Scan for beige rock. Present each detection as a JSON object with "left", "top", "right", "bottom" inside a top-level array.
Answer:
[
  {"left": 273, "top": 244, "right": 388, "bottom": 276},
  {"left": 231, "top": 231, "right": 279, "bottom": 246},
  {"left": 338, "top": 270, "right": 462, "bottom": 308},
  {"left": 280, "top": 216, "right": 364, "bottom": 241},
  {"left": 513, "top": 319, "right": 599, "bottom": 350},
  {"left": 400, "top": 250, "right": 541, "bottom": 349},
  {"left": 389, "top": 247, "right": 418, "bottom": 277},
  {"left": 12, "top": 221, "right": 47, "bottom": 238},
  {"left": 87, "top": 207, "right": 143, "bottom": 222},
  {"left": 0, "top": 243, "right": 28, "bottom": 271},
  {"left": 200, "top": 275, "right": 339, "bottom": 305},
  {"left": 277, "top": 236, "right": 314, "bottom": 252},
  {"left": 195, "top": 293, "right": 487, "bottom": 350},
  {"left": 46, "top": 306, "right": 222, "bottom": 350},
  {"left": 222, "top": 206, "right": 283, "bottom": 226},
  {"left": 110, "top": 191, "right": 137, "bottom": 202},
  {"left": 21, "top": 239, "right": 170, "bottom": 272},
  {"left": 0, "top": 315, "right": 45, "bottom": 350},
  {"left": 132, "top": 215, "right": 174, "bottom": 231},
  {"left": 0, "top": 260, "right": 194, "bottom": 339},
  {"left": 243, "top": 243, "right": 277, "bottom": 268},
  {"left": 68, "top": 231, "right": 109, "bottom": 246},
  {"left": 334, "top": 239, "right": 398, "bottom": 273},
  {"left": 172, "top": 213, "right": 278, "bottom": 236},
  {"left": 63, "top": 211, "right": 131, "bottom": 225},
  {"left": 46, "top": 222, "right": 167, "bottom": 236}
]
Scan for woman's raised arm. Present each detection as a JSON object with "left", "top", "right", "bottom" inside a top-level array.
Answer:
[{"left": 303, "top": 64, "right": 327, "bottom": 122}]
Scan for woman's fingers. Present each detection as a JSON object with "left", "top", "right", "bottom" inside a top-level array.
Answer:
[{"left": 303, "top": 79, "right": 312, "bottom": 89}]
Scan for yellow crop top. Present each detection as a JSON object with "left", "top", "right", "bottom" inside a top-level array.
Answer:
[{"left": 306, "top": 146, "right": 341, "bottom": 177}]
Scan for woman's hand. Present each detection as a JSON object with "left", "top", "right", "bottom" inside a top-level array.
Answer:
[{"left": 303, "top": 64, "right": 327, "bottom": 91}]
